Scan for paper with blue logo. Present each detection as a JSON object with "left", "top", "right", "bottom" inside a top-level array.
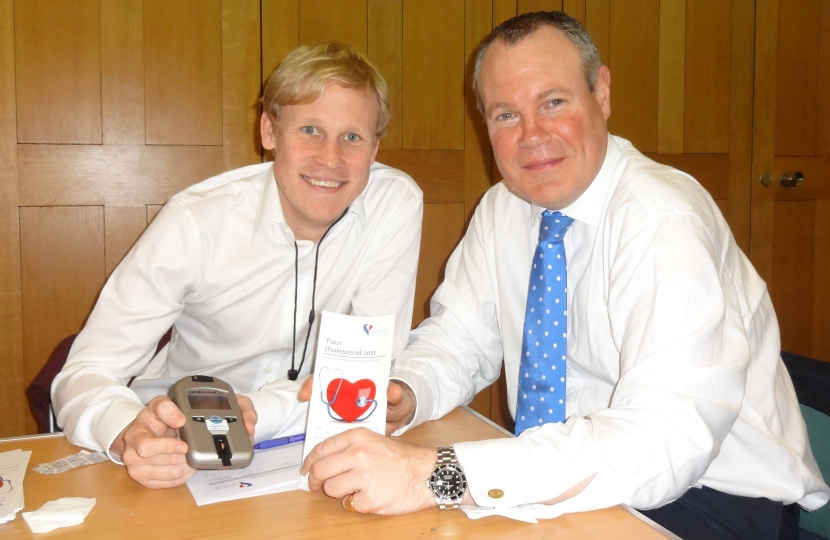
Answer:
[{"left": 298, "top": 311, "right": 394, "bottom": 490}]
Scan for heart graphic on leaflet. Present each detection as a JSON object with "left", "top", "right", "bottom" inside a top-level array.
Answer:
[{"left": 327, "top": 378, "right": 376, "bottom": 422}]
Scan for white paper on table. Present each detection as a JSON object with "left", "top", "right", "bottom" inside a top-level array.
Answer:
[
  {"left": 185, "top": 442, "right": 303, "bottom": 506},
  {"left": 298, "top": 312, "right": 394, "bottom": 490},
  {"left": 0, "top": 449, "right": 31, "bottom": 523}
]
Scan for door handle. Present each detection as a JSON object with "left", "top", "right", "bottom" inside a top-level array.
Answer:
[{"left": 780, "top": 171, "right": 803, "bottom": 187}]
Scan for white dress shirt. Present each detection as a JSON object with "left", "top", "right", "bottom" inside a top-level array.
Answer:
[
  {"left": 53, "top": 161, "right": 423, "bottom": 460},
  {"left": 392, "top": 135, "right": 829, "bottom": 521}
]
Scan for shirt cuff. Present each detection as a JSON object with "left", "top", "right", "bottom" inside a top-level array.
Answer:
[
  {"left": 389, "top": 371, "right": 435, "bottom": 436},
  {"left": 99, "top": 399, "right": 146, "bottom": 464}
]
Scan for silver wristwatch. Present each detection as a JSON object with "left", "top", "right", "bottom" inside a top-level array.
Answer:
[{"left": 427, "top": 446, "right": 467, "bottom": 510}]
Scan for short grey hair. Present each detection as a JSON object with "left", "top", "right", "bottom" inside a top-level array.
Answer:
[{"left": 472, "top": 11, "right": 602, "bottom": 115}]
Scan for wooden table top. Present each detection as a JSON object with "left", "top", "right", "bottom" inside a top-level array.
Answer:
[{"left": 0, "top": 407, "right": 670, "bottom": 539}]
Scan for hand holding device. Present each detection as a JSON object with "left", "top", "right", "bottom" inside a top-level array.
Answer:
[{"left": 168, "top": 376, "right": 255, "bottom": 470}]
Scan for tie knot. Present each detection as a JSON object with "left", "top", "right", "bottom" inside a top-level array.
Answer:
[{"left": 539, "top": 211, "right": 574, "bottom": 243}]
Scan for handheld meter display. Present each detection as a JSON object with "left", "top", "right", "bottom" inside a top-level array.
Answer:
[{"left": 169, "top": 376, "right": 254, "bottom": 470}]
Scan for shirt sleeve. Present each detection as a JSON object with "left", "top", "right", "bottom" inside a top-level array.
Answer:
[
  {"left": 391, "top": 206, "right": 505, "bottom": 433},
  {"left": 51, "top": 200, "right": 200, "bottom": 461},
  {"left": 401, "top": 212, "right": 753, "bottom": 519}
]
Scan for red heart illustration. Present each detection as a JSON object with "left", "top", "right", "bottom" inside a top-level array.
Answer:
[{"left": 327, "top": 378, "right": 376, "bottom": 423}]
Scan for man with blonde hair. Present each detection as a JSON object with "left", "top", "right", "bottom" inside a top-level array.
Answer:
[{"left": 53, "top": 43, "right": 423, "bottom": 489}]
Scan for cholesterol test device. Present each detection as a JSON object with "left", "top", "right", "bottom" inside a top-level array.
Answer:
[{"left": 169, "top": 375, "right": 254, "bottom": 470}]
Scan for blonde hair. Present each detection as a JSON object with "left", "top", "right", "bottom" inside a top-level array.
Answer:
[{"left": 262, "top": 42, "right": 390, "bottom": 139}]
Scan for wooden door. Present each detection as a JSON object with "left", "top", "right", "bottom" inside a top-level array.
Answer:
[{"left": 751, "top": 0, "right": 830, "bottom": 362}]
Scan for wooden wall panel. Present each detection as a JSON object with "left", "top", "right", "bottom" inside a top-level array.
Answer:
[
  {"left": 465, "top": 0, "right": 494, "bottom": 222},
  {"left": 414, "top": 204, "right": 465, "bottom": 327},
  {"left": 818, "top": 0, "right": 830, "bottom": 157},
  {"left": 403, "top": 0, "right": 465, "bottom": 150},
  {"left": 684, "top": 0, "right": 732, "bottom": 154},
  {"left": 518, "top": 0, "right": 562, "bottom": 14},
  {"left": 14, "top": 0, "right": 101, "bottom": 144},
  {"left": 101, "top": 0, "right": 145, "bottom": 146},
  {"left": 607, "top": 0, "right": 660, "bottom": 152},
  {"left": 0, "top": 0, "right": 24, "bottom": 437},
  {"left": 369, "top": 0, "right": 404, "bottom": 151},
  {"left": 262, "top": 0, "right": 300, "bottom": 83},
  {"left": 657, "top": 0, "right": 685, "bottom": 154},
  {"left": 105, "top": 207, "right": 148, "bottom": 277},
  {"left": 222, "top": 0, "right": 263, "bottom": 170},
  {"left": 21, "top": 206, "right": 105, "bottom": 434},
  {"left": 586, "top": 0, "right": 610, "bottom": 66},
  {"left": 494, "top": 0, "right": 518, "bottom": 26},
  {"left": 775, "top": 0, "right": 820, "bottom": 157},
  {"left": 376, "top": 150, "right": 464, "bottom": 204},
  {"left": 814, "top": 200, "right": 830, "bottom": 361},
  {"left": 645, "top": 153, "right": 729, "bottom": 199},
  {"left": 144, "top": 0, "right": 223, "bottom": 146},
  {"left": 300, "top": 0, "right": 367, "bottom": 51},
  {"left": 564, "top": 0, "right": 587, "bottom": 23},
  {"left": 771, "top": 201, "right": 815, "bottom": 357}
]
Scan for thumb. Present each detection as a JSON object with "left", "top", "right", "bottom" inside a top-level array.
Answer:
[
  {"left": 297, "top": 375, "right": 315, "bottom": 402},
  {"left": 147, "top": 396, "right": 187, "bottom": 431},
  {"left": 387, "top": 381, "right": 403, "bottom": 406}
]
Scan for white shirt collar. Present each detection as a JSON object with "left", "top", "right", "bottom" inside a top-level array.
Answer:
[{"left": 529, "top": 133, "right": 621, "bottom": 228}]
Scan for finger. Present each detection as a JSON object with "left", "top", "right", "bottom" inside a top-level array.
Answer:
[
  {"left": 306, "top": 451, "right": 356, "bottom": 493},
  {"left": 297, "top": 375, "right": 314, "bottom": 402},
  {"left": 123, "top": 448, "right": 190, "bottom": 467},
  {"left": 130, "top": 432, "right": 188, "bottom": 459},
  {"left": 301, "top": 429, "right": 367, "bottom": 475},
  {"left": 321, "top": 472, "right": 362, "bottom": 499},
  {"left": 146, "top": 396, "right": 187, "bottom": 429},
  {"left": 386, "top": 381, "right": 403, "bottom": 405},
  {"left": 236, "top": 395, "right": 258, "bottom": 438},
  {"left": 127, "top": 463, "right": 197, "bottom": 488}
]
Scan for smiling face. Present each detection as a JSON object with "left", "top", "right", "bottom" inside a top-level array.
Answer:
[
  {"left": 261, "top": 84, "right": 380, "bottom": 241},
  {"left": 478, "top": 27, "right": 611, "bottom": 210}
]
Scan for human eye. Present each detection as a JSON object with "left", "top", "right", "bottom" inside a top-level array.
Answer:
[
  {"left": 344, "top": 132, "right": 361, "bottom": 142},
  {"left": 302, "top": 126, "right": 318, "bottom": 135},
  {"left": 546, "top": 99, "right": 564, "bottom": 108},
  {"left": 495, "top": 112, "right": 515, "bottom": 122}
]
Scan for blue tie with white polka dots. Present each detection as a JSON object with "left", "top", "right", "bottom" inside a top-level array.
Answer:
[{"left": 515, "top": 210, "right": 574, "bottom": 435}]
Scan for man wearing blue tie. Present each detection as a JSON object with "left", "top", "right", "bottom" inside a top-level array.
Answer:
[{"left": 300, "top": 11, "right": 829, "bottom": 538}]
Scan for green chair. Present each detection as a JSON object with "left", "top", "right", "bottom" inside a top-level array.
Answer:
[{"left": 781, "top": 351, "right": 830, "bottom": 540}]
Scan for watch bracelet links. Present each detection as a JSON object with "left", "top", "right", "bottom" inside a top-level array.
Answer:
[{"left": 436, "top": 446, "right": 461, "bottom": 510}]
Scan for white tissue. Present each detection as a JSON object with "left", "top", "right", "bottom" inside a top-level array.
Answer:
[{"left": 22, "top": 497, "right": 96, "bottom": 533}]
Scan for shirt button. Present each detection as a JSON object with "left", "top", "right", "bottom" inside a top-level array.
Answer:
[
  {"left": 488, "top": 489, "right": 504, "bottom": 499},
  {"left": 266, "top": 368, "right": 272, "bottom": 373}
]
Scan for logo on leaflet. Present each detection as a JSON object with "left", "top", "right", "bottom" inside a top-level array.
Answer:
[
  {"left": 239, "top": 482, "right": 252, "bottom": 488},
  {"left": 362, "top": 324, "right": 373, "bottom": 335}
]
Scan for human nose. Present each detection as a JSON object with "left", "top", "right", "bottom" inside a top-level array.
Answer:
[
  {"left": 518, "top": 115, "right": 550, "bottom": 148},
  {"left": 314, "top": 138, "right": 344, "bottom": 169}
]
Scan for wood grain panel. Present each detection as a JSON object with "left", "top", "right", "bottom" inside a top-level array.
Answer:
[
  {"left": 518, "top": 0, "right": 562, "bottom": 14},
  {"left": 21, "top": 206, "right": 106, "bottom": 433},
  {"left": 585, "top": 0, "right": 610, "bottom": 67},
  {"left": 222, "top": 0, "right": 262, "bottom": 170},
  {"left": 465, "top": 0, "right": 494, "bottom": 222},
  {"left": 262, "top": 0, "right": 300, "bottom": 83},
  {"left": 14, "top": 0, "right": 101, "bottom": 144},
  {"left": 101, "top": 0, "right": 145, "bottom": 145},
  {"left": 564, "top": 0, "right": 587, "bottom": 23},
  {"left": 684, "top": 0, "right": 732, "bottom": 154},
  {"left": 105, "top": 207, "right": 147, "bottom": 276},
  {"left": 144, "top": 0, "right": 223, "bottom": 146},
  {"left": 494, "top": 0, "right": 518, "bottom": 27},
  {"left": 657, "top": 0, "right": 685, "bottom": 154},
  {"left": 775, "top": 0, "right": 820, "bottom": 157},
  {"left": 726, "top": 0, "right": 755, "bottom": 253},
  {"left": 818, "top": 0, "right": 830, "bottom": 157},
  {"left": 414, "top": 204, "right": 465, "bottom": 327},
  {"left": 18, "top": 145, "right": 226, "bottom": 206},
  {"left": 0, "top": 0, "right": 24, "bottom": 437},
  {"left": 368, "top": 0, "right": 403, "bottom": 151},
  {"left": 814, "top": 200, "right": 830, "bottom": 361},
  {"left": 403, "top": 0, "right": 465, "bottom": 150},
  {"left": 644, "top": 154, "right": 729, "bottom": 200},
  {"left": 377, "top": 150, "right": 464, "bottom": 204},
  {"left": 608, "top": 0, "right": 659, "bottom": 152},
  {"left": 771, "top": 201, "right": 814, "bottom": 357},
  {"left": 299, "top": 0, "right": 367, "bottom": 51}
]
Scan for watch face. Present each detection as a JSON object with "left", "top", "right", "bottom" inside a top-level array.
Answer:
[{"left": 430, "top": 464, "right": 467, "bottom": 499}]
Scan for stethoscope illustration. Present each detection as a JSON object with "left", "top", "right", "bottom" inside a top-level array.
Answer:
[
  {"left": 319, "top": 367, "right": 378, "bottom": 423},
  {"left": 0, "top": 476, "right": 12, "bottom": 495}
]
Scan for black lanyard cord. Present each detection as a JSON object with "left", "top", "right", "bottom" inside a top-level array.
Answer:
[{"left": 287, "top": 207, "right": 349, "bottom": 381}]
